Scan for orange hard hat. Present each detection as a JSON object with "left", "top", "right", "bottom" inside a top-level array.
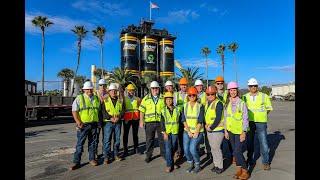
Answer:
[
  {"left": 179, "top": 78, "right": 188, "bottom": 85},
  {"left": 187, "top": 86, "right": 198, "bottom": 95},
  {"left": 215, "top": 76, "right": 224, "bottom": 82},
  {"left": 205, "top": 85, "right": 217, "bottom": 94}
]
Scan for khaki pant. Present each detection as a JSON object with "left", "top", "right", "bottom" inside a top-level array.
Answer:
[{"left": 207, "top": 131, "right": 224, "bottom": 169}]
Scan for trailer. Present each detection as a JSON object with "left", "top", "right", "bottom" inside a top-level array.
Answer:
[{"left": 25, "top": 95, "right": 75, "bottom": 121}]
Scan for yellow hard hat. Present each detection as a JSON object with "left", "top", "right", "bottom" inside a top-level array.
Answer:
[
  {"left": 163, "top": 92, "right": 174, "bottom": 98},
  {"left": 126, "top": 84, "right": 135, "bottom": 90}
]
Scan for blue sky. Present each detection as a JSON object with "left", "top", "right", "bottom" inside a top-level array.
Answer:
[{"left": 25, "top": 0, "right": 295, "bottom": 90}]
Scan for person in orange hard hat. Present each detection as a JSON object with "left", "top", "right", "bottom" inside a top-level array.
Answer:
[
  {"left": 173, "top": 77, "right": 189, "bottom": 161},
  {"left": 181, "top": 86, "right": 205, "bottom": 174},
  {"left": 123, "top": 84, "right": 142, "bottom": 157}
]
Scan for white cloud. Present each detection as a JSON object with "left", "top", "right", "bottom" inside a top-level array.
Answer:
[
  {"left": 180, "top": 58, "right": 219, "bottom": 68},
  {"left": 157, "top": 10, "right": 200, "bottom": 24},
  {"left": 256, "top": 64, "right": 295, "bottom": 72},
  {"left": 26, "top": 12, "right": 95, "bottom": 35},
  {"left": 71, "top": 0, "right": 130, "bottom": 16},
  {"left": 200, "top": 3, "right": 219, "bottom": 13}
]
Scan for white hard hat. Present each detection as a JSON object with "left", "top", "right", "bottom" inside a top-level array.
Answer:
[
  {"left": 150, "top": 81, "right": 160, "bottom": 88},
  {"left": 98, "top": 79, "right": 106, "bottom": 85},
  {"left": 165, "top": 80, "right": 173, "bottom": 87},
  {"left": 108, "top": 83, "right": 118, "bottom": 90},
  {"left": 194, "top": 79, "right": 203, "bottom": 86},
  {"left": 248, "top": 78, "right": 259, "bottom": 86},
  {"left": 82, "top": 81, "right": 93, "bottom": 89}
]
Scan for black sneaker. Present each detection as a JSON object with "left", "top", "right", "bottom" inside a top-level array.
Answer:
[
  {"left": 145, "top": 157, "right": 151, "bottom": 163},
  {"left": 215, "top": 168, "right": 224, "bottom": 174},
  {"left": 186, "top": 164, "right": 194, "bottom": 173},
  {"left": 210, "top": 166, "right": 218, "bottom": 172},
  {"left": 192, "top": 165, "right": 201, "bottom": 174}
]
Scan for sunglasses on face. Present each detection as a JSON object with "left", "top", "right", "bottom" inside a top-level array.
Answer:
[
  {"left": 249, "top": 85, "right": 258, "bottom": 88},
  {"left": 206, "top": 93, "right": 216, "bottom": 96},
  {"left": 216, "top": 83, "right": 224, "bottom": 85},
  {"left": 188, "top": 95, "right": 196, "bottom": 97},
  {"left": 151, "top": 88, "right": 159, "bottom": 90}
]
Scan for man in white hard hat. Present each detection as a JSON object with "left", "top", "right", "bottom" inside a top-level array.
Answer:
[
  {"left": 243, "top": 78, "right": 273, "bottom": 171},
  {"left": 101, "top": 83, "right": 125, "bottom": 164},
  {"left": 96, "top": 79, "right": 108, "bottom": 103},
  {"left": 195, "top": 79, "right": 207, "bottom": 106},
  {"left": 139, "top": 81, "right": 165, "bottom": 163},
  {"left": 70, "top": 81, "right": 100, "bottom": 170},
  {"left": 164, "top": 80, "right": 174, "bottom": 93}
]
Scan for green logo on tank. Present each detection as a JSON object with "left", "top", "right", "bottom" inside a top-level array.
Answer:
[{"left": 147, "top": 54, "right": 155, "bottom": 63}]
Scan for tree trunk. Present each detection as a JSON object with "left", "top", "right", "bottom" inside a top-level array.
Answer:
[
  {"left": 234, "top": 53, "right": 238, "bottom": 84},
  {"left": 206, "top": 56, "right": 208, "bottom": 88},
  {"left": 101, "top": 43, "right": 104, "bottom": 78},
  {"left": 222, "top": 54, "right": 225, "bottom": 78},
  {"left": 41, "top": 30, "right": 45, "bottom": 95},
  {"left": 71, "top": 39, "right": 81, "bottom": 96}
]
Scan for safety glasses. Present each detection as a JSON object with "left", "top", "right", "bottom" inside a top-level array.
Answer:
[
  {"left": 188, "top": 94, "right": 196, "bottom": 97},
  {"left": 206, "top": 93, "right": 215, "bottom": 96}
]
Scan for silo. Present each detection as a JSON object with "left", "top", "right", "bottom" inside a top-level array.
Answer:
[
  {"left": 140, "top": 35, "right": 158, "bottom": 77},
  {"left": 159, "top": 38, "right": 174, "bottom": 77},
  {"left": 120, "top": 33, "right": 140, "bottom": 76}
]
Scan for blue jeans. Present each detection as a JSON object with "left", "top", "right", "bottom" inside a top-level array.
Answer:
[
  {"left": 73, "top": 123, "right": 98, "bottom": 164},
  {"left": 103, "top": 121, "right": 122, "bottom": 159},
  {"left": 183, "top": 131, "right": 204, "bottom": 165},
  {"left": 247, "top": 122, "right": 270, "bottom": 164},
  {"left": 229, "top": 131, "right": 247, "bottom": 170},
  {"left": 164, "top": 134, "right": 178, "bottom": 167}
]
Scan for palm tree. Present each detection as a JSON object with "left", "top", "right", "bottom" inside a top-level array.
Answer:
[
  {"left": 57, "top": 68, "right": 74, "bottom": 96},
  {"left": 201, "top": 47, "right": 211, "bottom": 88},
  {"left": 74, "top": 75, "right": 86, "bottom": 88},
  {"left": 216, "top": 44, "right": 226, "bottom": 78},
  {"left": 108, "top": 67, "right": 136, "bottom": 90},
  {"left": 32, "top": 16, "right": 53, "bottom": 95},
  {"left": 177, "top": 67, "right": 204, "bottom": 87},
  {"left": 228, "top": 42, "right": 239, "bottom": 83},
  {"left": 92, "top": 26, "right": 106, "bottom": 77},
  {"left": 71, "top": 25, "right": 88, "bottom": 96},
  {"left": 94, "top": 68, "right": 108, "bottom": 80}
]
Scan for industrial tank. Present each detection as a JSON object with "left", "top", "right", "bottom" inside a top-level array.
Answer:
[
  {"left": 120, "top": 33, "right": 140, "bottom": 75},
  {"left": 159, "top": 38, "right": 174, "bottom": 77},
  {"left": 140, "top": 35, "right": 158, "bottom": 76}
]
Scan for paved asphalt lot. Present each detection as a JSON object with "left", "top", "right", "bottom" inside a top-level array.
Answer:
[{"left": 25, "top": 101, "right": 295, "bottom": 180}]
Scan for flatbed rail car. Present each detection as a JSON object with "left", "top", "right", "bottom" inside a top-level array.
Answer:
[{"left": 25, "top": 95, "right": 75, "bottom": 121}]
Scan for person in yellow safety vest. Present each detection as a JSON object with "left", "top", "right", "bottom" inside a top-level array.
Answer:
[
  {"left": 173, "top": 77, "right": 189, "bottom": 161},
  {"left": 101, "top": 83, "right": 125, "bottom": 164},
  {"left": 204, "top": 86, "right": 225, "bottom": 174},
  {"left": 195, "top": 79, "right": 207, "bottom": 106},
  {"left": 243, "top": 78, "right": 273, "bottom": 171},
  {"left": 214, "top": 76, "right": 234, "bottom": 164},
  {"left": 215, "top": 76, "right": 228, "bottom": 104},
  {"left": 122, "top": 84, "right": 142, "bottom": 157},
  {"left": 70, "top": 81, "right": 100, "bottom": 170},
  {"left": 224, "top": 82, "right": 250, "bottom": 180},
  {"left": 160, "top": 92, "right": 182, "bottom": 173},
  {"left": 181, "top": 86, "right": 205, "bottom": 174},
  {"left": 139, "top": 81, "right": 166, "bottom": 163}
]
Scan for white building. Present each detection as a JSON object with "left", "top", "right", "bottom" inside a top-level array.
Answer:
[{"left": 271, "top": 82, "right": 295, "bottom": 96}]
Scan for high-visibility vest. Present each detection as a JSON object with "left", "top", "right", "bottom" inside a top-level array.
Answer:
[
  {"left": 124, "top": 96, "right": 140, "bottom": 121},
  {"left": 162, "top": 107, "right": 180, "bottom": 134},
  {"left": 139, "top": 94, "right": 165, "bottom": 122},
  {"left": 184, "top": 102, "right": 204, "bottom": 133},
  {"left": 217, "top": 90, "right": 228, "bottom": 104},
  {"left": 225, "top": 100, "right": 245, "bottom": 134},
  {"left": 103, "top": 96, "right": 122, "bottom": 122},
  {"left": 78, "top": 94, "right": 100, "bottom": 123},
  {"left": 243, "top": 92, "right": 273, "bottom": 123},
  {"left": 205, "top": 99, "right": 224, "bottom": 131},
  {"left": 174, "top": 91, "right": 188, "bottom": 111},
  {"left": 197, "top": 92, "right": 207, "bottom": 106}
]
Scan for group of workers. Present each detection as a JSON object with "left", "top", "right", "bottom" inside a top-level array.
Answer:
[{"left": 70, "top": 76, "right": 273, "bottom": 180}]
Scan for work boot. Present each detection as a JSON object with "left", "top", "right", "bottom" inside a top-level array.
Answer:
[
  {"left": 89, "top": 160, "right": 98, "bottom": 166},
  {"left": 233, "top": 166, "right": 242, "bottom": 179},
  {"left": 104, "top": 159, "right": 111, "bottom": 165},
  {"left": 145, "top": 156, "right": 151, "bottom": 163},
  {"left": 192, "top": 164, "right": 201, "bottom": 174},
  {"left": 215, "top": 167, "right": 224, "bottom": 174},
  {"left": 186, "top": 163, "right": 194, "bottom": 173},
  {"left": 239, "top": 168, "right": 250, "bottom": 180},
  {"left": 263, "top": 164, "right": 271, "bottom": 171},
  {"left": 69, "top": 163, "right": 81, "bottom": 170},
  {"left": 210, "top": 166, "right": 217, "bottom": 173},
  {"left": 115, "top": 156, "right": 123, "bottom": 161},
  {"left": 165, "top": 166, "right": 172, "bottom": 173},
  {"left": 123, "top": 150, "right": 128, "bottom": 157}
]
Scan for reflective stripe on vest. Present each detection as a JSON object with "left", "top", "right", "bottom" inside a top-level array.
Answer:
[
  {"left": 124, "top": 96, "right": 140, "bottom": 121},
  {"left": 143, "top": 94, "right": 164, "bottom": 122},
  {"left": 244, "top": 92, "right": 268, "bottom": 122},
  {"left": 162, "top": 107, "right": 180, "bottom": 134},
  {"left": 184, "top": 102, "right": 204, "bottom": 133},
  {"left": 226, "top": 100, "right": 244, "bottom": 134},
  {"left": 78, "top": 94, "right": 100, "bottom": 123},
  {"left": 205, "top": 100, "right": 224, "bottom": 131},
  {"left": 103, "top": 97, "right": 122, "bottom": 122}
]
